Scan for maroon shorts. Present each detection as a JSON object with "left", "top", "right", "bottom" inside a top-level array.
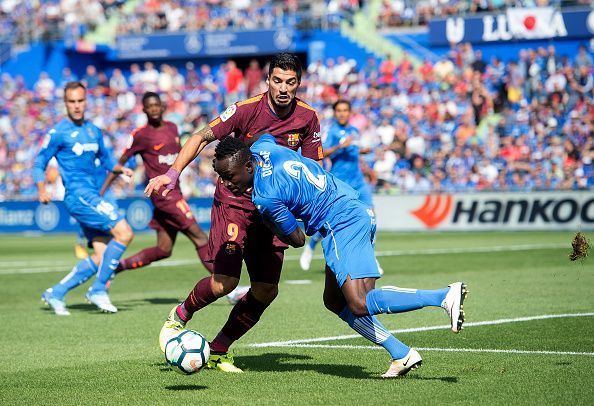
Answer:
[
  {"left": 207, "top": 199, "right": 287, "bottom": 284},
  {"left": 150, "top": 195, "right": 196, "bottom": 232}
]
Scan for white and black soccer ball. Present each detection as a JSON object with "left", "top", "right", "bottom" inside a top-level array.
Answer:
[{"left": 164, "top": 330, "right": 210, "bottom": 375}]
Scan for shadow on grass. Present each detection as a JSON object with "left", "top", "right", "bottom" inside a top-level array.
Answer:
[
  {"left": 407, "top": 375, "right": 458, "bottom": 383},
  {"left": 237, "top": 352, "right": 373, "bottom": 379},
  {"left": 67, "top": 303, "right": 132, "bottom": 312},
  {"left": 165, "top": 384, "right": 208, "bottom": 391},
  {"left": 143, "top": 297, "right": 182, "bottom": 305}
]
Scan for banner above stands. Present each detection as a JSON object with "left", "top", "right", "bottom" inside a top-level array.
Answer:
[
  {"left": 112, "top": 28, "right": 298, "bottom": 60},
  {"left": 428, "top": 7, "right": 594, "bottom": 46}
]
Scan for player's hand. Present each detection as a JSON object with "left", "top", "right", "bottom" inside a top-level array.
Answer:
[
  {"left": 121, "top": 167, "right": 134, "bottom": 178},
  {"left": 144, "top": 174, "right": 172, "bottom": 197},
  {"left": 38, "top": 190, "right": 51, "bottom": 204}
]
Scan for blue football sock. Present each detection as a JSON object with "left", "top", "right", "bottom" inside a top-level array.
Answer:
[
  {"left": 89, "top": 240, "right": 127, "bottom": 293},
  {"left": 308, "top": 232, "right": 323, "bottom": 250},
  {"left": 339, "top": 306, "right": 409, "bottom": 360},
  {"left": 366, "top": 286, "right": 449, "bottom": 315},
  {"left": 52, "top": 257, "right": 98, "bottom": 300}
]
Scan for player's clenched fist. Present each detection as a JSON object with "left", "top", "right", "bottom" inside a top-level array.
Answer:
[
  {"left": 38, "top": 189, "right": 51, "bottom": 204},
  {"left": 144, "top": 168, "right": 179, "bottom": 197}
]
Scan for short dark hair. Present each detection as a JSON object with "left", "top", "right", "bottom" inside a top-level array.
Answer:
[
  {"left": 215, "top": 136, "right": 251, "bottom": 166},
  {"left": 268, "top": 53, "right": 302, "bottom": 82},
  {"left": 142, "top": 91, "right": 160, "bottom": 106},
  {"left": 333, "top": 99, "right": 351, "bottom": 111},
  {"left": 63, "top": 81, "right": 86, "bottom": 98}
]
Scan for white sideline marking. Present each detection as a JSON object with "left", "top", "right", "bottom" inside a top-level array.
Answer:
[
  {"left": 0, "top": 243, "right": 566, "bottom": 275},
  {"left": 249, "top": 313, "right": 594, "bottom": 348},
  {"left": 285, "top": 280, "right": 312, "bottom": 285},
  {"left": 258, "top": 344, "right": 594, "bottom": 357}
]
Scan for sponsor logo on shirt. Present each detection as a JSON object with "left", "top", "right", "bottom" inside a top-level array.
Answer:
[
  {"left": 220, "top": 104, "right": 237, "bottom": 122},
  {"left": 158, "top": 153, "right": 178, "bottom": 165},
  {"left": 71, "top": 142, "right": 99, "bottom": 156},
  {"left": 287, "top": 133, "right": 300, "bottom": 147},
  {"left": 153, "top": 143, "right": 165, "bottom": 151},
  {"left": 70, "top": 131, "right": 79, "bottom": 138}
]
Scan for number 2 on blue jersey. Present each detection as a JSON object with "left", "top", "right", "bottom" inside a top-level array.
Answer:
[{"left": 283, "top": 161, "right": 327, "bottom": 191}]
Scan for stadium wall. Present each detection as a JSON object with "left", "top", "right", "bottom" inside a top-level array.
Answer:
[{"left": 1, "top": 192, "right": 592, "bottom": 234}]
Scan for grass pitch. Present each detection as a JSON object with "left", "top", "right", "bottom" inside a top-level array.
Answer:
[{"left": 0, "top": 231, "right": 593, "bottom": 405}]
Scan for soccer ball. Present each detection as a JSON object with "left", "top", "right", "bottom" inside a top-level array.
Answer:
[{"left": 164, "top": 330, "right": 210, "bottom": 375}]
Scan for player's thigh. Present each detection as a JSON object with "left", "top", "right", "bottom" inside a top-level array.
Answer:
[
  {"left": 244, "top": 221, "right": 284, "bottom": 285},
  {"left": 322, "top": 203, "right": 380, "bottom": 289},
  {"left": 323, "top": 264, "right": 347, "bottom": 315},
  {"left": 208, "top": 201, "right": 250, "bottom": 279},
  {"left": 182, "top": 223, "right": 208, "bottom": 247},
  {"left": 341, "top": 275, "right": 376, "bottom": 316}
]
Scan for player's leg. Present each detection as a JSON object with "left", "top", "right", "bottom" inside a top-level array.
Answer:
[
  {"left": 117, "top": 227, "right": 176, "bottom": 273},
  {"left": 86, "top": 218, "right": 134, "bottom": 313},
  {"left": 299, "top": 232, "right": 323, "bottom": 271},
  {"left": 182, "top": 223, "right": 214, "bottom": 273},
  {"left": 74, "top": 222, "right": 89, "bottom": 259}
]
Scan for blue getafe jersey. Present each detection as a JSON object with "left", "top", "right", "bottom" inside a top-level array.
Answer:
[
  {"left": 324, "top": 121, "right": 365, "bottom": 188},
  {"left": 33, "top": 118, "right": 116, "bottom": 193},
  {"left": 251, "top": 134, "right": 359, "bottom": 236}
]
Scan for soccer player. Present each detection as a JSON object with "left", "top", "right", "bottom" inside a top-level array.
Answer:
[
  {"left": 211, "top": 134, "right": 468, "bottom": 378},
  {"left": 35, "top": 81, "right": 134, "bottom": 315},
  {"left": 101, "top": 92, "right": 213, "bottom": 276},
  {"left": 146, "top": 53, "right": 322, "bottom": 372},
  {"left": 299, "top": 99, "right": 382, "bottom": 274}
]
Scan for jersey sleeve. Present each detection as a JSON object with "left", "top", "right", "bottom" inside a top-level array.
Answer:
[
  {"left": 208, "top": 103, "right": 245, "bottom": 140},
  {"left": 300, "top": 111, "right": 323, "bottom": 161},
  {"left": 254, "top": 195, "right": 299, "bottom": 236},
  {"left": 33, "top": 129, "right": 61, "bottom": 183},
  {"left": 96, "top": 130, "right": 117, "bottom": 172}
]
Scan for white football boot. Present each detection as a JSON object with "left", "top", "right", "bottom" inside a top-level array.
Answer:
[
  {"left": 226, "top": 286, "right": 250, "bottom": 305},
  {"left": 159, "top": 305, "right": 186, "bottom": 353},
  {"left": 299, "top": 245, "right": 313, "bottom": 271},
  {"left": 85, "top": 290, "right": 118, "bottom": 313},
  {"left": 382, "top": 348, "right": 422, "bottom": 378},
  {"left": 41, "top": 289, "right": 70, "bottom": 316},
  {"left": 442, "top": 282, "right": 468, "bottom": 333}
]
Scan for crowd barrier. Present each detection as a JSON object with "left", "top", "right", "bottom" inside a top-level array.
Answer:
[{"left": 1, "top": 192, "right": 592, "bottom": 234}]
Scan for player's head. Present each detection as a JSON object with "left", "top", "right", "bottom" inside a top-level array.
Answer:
[
  {"left": 142, "top": 92, "right": 164, "bottom": 124},
  {"left": 213, "top": 136, "right": 254, "bottom": 195},
  {"left": 267, "top": 53, "right": 302, "bottom": 110},
  {"left": 333, "top": 99, "right": 351, "bottom": 126},
  {"left": 63, "top": 81, "right": 87, "bottom": 123}
]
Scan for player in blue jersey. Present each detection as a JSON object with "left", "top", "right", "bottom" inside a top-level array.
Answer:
[
  {"left": 212, "top": 134, "right": 468, "bottom": 378},
  {"left": 299, "top": 100, "right": 382, "bottom": 274},
  {"left": 35, "top": 81, "right": 135, "bottom": 315}
]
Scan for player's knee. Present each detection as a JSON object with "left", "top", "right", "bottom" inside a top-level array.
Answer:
[
  {"left": 251, "top": 284, "right": 278, "bottom": 304},
  {"left": 113, "top": 221, "right": 134, "bottom": 245},
  {"left": 348, "top": 298, "right": 369, "bottom": 318},
  {"left": 156, "top": 247, "right": 172, "bottom": 260},
  {"left": 210, "top": 274, "right": 239, "bottom": 297}
]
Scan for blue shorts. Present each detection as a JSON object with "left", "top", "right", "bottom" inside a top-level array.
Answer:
[
  {"left": 321, "top": 200, "right": 380, "bottom": 288},
  {"left": 354, "top": 182, "right": 373, "bottom": 208},
  {"left": 64, "top": 189, "right": 123, "bottom": 242}
]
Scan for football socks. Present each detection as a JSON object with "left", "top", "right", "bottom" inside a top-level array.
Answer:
[
  {"left": 366, "top": 286, "right": 449, "bottom": 315},
  {"left": 89, "top": 240, "right": 127, "bottom": 293},
  {"left": 51, "top": 257, "right": 98, "bottom": 299}
]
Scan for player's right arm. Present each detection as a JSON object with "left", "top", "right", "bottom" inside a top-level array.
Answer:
[
  {"left": 33, "top": 129, "right": 61, "bottom": 204},
  {"left": 322, "top": 128, "right": 352, "bottom": 157}
]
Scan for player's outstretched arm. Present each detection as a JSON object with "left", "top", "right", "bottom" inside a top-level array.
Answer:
[
  {"left": 144, "top": 125, "right": 216, "bottom": 197},
  {"left": 100, "top": 156, "right": 133, "bottom": 196}
]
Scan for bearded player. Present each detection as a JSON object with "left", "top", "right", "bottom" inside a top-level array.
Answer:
[
  {"left": 101, "top": 92, "right": 216, "bottom": 279},
  {"left": 145, "top": 53, "right": 322, "bottom": 372}
]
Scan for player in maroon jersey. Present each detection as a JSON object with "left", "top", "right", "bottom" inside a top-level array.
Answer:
[
  {"left": 146, "top": 53, "right": 322, "bottom": 372},
  {"left": 101, "top": 92, "right": 212, "bottom": 274}
]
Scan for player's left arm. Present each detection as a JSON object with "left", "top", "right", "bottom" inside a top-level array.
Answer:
[
  {"left": 299, "top": 112, "right": 323, "bottom": 165},
  {"left": 256, "top": 197, "right": 305, "bottom": 248}
]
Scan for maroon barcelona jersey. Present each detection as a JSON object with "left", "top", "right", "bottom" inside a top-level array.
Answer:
[
  {"left": 209, "top": 92, "right": 322, "bottom": 210},
  {"left": 122, "top": 121, "right": 184, "bottom": 206}
]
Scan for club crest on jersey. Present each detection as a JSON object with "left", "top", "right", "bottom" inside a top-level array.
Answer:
[
  {"left": 225, "top": 243, "right": 236, "bottom": 254},
  {"left": 220, "top": 104, "right": 237, "bottom": 122},
  {"left": 287, "top": 133, "right": 300, "bottom": 147}
]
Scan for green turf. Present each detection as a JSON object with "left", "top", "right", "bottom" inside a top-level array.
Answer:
[{"left": 0, "top": 231, "right": 592, "bottom": 405}]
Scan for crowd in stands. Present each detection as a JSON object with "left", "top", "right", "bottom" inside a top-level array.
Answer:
[
  {"left": 378, "top": 0, "right": 589, "bottom": 28},
  {"left": 1, "top": 43, "right": 593, "bottom": 201}
]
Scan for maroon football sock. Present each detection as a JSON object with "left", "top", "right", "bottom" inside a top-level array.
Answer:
[
  {"left": 116, "top": 246, "right": 169, "bottom": 273},
  {"left": 178, "top": 277, "right": 218, "bottom": 322},
  {"left": 196, "top": 244, "right": 214, "bottom": 274},
  {"left": 210, "top": 291, "right": 269, "bottom": 353}
]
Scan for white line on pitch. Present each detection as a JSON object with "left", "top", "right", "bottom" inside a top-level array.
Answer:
[
  {"left": 253, "top": 344, "right": 594, "bottom": 357},
  {"left": 248, "top": 312, "right": 594, "bottom": 348},
  {"left": 0, "top": 243, "right": 566, "bottom": 275}
]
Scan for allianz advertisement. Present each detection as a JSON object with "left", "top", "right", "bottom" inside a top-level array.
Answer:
[
  {"left": 0, "top": 198, "right": 213, "bottom": 234},
  {"left": 429, "top": 7, "right": 594, "bottom": 46},
  {"left": 375, "top": 192, "right": 594, "bottom": 231}
]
